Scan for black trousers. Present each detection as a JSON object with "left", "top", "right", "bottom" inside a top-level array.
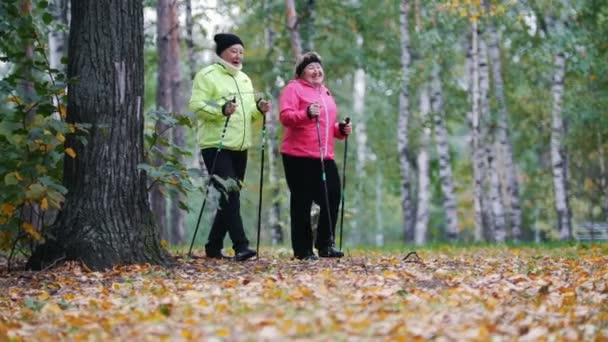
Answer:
[
  {"left": 201, "top": 148, "right": 249, "bottom": 253},
  {"left": 282, "top": 154, "right": 341, "bottom": 258}
]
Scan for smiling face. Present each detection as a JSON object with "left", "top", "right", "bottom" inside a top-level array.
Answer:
[
  {"left": 219, "top": 44, "right": 244, "bottom": 68},
  {"left": 300, "top": 62, "right": 324, "bottom": 86}
]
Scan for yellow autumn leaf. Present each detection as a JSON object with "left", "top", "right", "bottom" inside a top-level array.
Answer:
[
  {"left": 160, "top": 239, "right": 169, "bottom": 249},
  {"left": 56, "top": 132, "right": 66, "bottom": 143},
  {"left": 40, "top": 198, "right": 49, "bottom": 211},
  {"left": 58, "top": 104, "right": 67, "bottom": 118},
  {"left": 215, "top": 328, "right": 230, "bottom": 337},
  {"left": 21, "top": 222, "right": 42, "bottom": 241},
  {"left": 1, "top": 203, "right": 16, "bottom": 217},
  {"left": 65, "top": 147, "right": 76, "bottom": 158}
]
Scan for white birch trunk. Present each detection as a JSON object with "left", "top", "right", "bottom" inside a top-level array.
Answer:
[
  {"left": 398, "top": 0, "right": 415, "bottom": 242},
  {"left": 479, "top": 35, "right": 498, "bottom": 239},
  {"left": 264, "top": 10, "right": 283, "bottom": 245},
  {"left": 550, "top": 52, "right": 572, "bottom": 240},
  {"left": 375, "top": 171, "right": 384, "bottom": 247},
  {"left": 415, "top": 86, "right": 431, "bottom": 245},
  {"left": 184, "top": 0, "right": 196, "bottom": 82},
  {"left": 430, "top": 63, "right": 459, "bottom": 240},
  {"left": 599, "top": 132, "right": 608, "bottom": 218},
  {"left": 48, "top": 0, "right": 68, "bottom": 72},
  {"left": 487, "top": 21, "right": 522, "bottom": 241},
  {"left": 351, "top": 67, "right": 373, "bottom": 244},
  {"left": 470, "top": 21, "right": 486, "bottom": 242}
]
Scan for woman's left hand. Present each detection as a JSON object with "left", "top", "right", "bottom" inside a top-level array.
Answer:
[
  {"left": 257, "top": 99, "right": 272, "bottom": 114},
  {"left": 339, "top": 119, "right": 352, "bottom": 135}
]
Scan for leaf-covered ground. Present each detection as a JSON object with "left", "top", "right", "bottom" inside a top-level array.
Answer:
[{"left": 1, "top": 245, "right": 607, "bottom": 341}]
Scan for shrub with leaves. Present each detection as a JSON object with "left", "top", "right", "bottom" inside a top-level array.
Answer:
[{"left": 0, "top": 0, "right": 84, "bottom": 259}]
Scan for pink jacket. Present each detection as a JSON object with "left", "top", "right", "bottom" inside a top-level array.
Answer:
[{"left": 279, "top": 79, "right": 345, "bottom": 160}]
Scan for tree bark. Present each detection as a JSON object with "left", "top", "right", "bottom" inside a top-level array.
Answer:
[
  {"left": 285, "top": 0, "right": 303, "bottom": 58},
  {"left": 48, "top": 0, "right": 68, "bottom": 72},
  {"left": 414, "top": 85, "right": 431, "bottom": 245},
  {"left": 599, "top": 132, "right": 608, "bottom": 218},
  {"left": 470, "top": 21, "right": 487, "bottom": 242},
  {"left": 351, "top": 67, "right": 373, "bottom": 244},
  {"left": 375, "top": 171, "right": 384, "bottom": 247},
  {"left": 184, "top": 0, "right": 196, "bottom": 82},
  {"left": 430, "top": 63, "right": 459, "bottom": 241},
  {"left": 550, "top": 52, "right": 572, "bottom": 240},
  {"left": 157, "top": 0, "right": 185, "bottom": 245},
  {"left": 263, "top": 8, "right": 283, "bottom": 245},
  {"left": 398, "top": 0, "right": 415, "bottom": 242},
  {"left": 487, "top": 17, "right": 522, "bottom": 241},
  {"left": 28, "top": 0, "right": 171, "bottom": 270}
]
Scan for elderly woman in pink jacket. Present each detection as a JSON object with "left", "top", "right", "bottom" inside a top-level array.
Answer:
[{"left": 279, "top": 52, "right": 352, "bottom": 260}]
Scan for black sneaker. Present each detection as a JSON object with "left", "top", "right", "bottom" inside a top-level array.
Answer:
[
  {"left": 296, "top": 254, "right": 319, "bottom": 261},
  {"left": 318, "top": 246, "right": 344, "bottom": 258},
  {"left": 205, "top": 250, "right": 231, "bottom": 259},
  {"left": 235, "top": 248, "right": 256, "bottom": 261}
]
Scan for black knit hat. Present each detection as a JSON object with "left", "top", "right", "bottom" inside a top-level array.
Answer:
[
  {"left": 214, "top": 33, "right": 244, "bottom": 56},
  {"left": 295, "top": 52, "right": 323, "bottom": 77}
]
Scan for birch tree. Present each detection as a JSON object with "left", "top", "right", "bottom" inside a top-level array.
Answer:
[
  {"left": 485, "top": 0, "right": 522, "bottom": 240},
  {"left": 430, "top": 63, "right": 459, "bottom": 241},
  {"left": 414, "top": 85, "right": 431, "bottom": 245},
  {"left": 398, "top": 0, "right": 415, "bottom": 242},
  {"left": 48, "top": 0, "right": 68, "bottom": 72}
]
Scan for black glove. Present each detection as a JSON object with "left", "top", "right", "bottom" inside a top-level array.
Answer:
[
  {"left": 222, "top": 97, "right": 236, "bottom": 116},
  {"left": 339, "top": 117, "right": 351, "bottom": 135},
  {"left": 306, "top": 104, "right": 314, "bottom": 119}
]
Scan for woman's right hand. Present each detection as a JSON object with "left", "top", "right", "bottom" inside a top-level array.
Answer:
[
  {"left": 307, "top": 102, "right": 320, "bottom": 119},
  {"left": 222, "top": 98, "right": 238, "bottom": 116}
]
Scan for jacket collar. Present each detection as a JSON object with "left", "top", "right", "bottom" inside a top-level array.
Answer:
[{"left": 294, "top": 78, "right": 324, "bottom": 91}]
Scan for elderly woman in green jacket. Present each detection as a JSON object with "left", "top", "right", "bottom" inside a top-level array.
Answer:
[{"left": 189, "top": 33, "right": 270, "bottom": 261}]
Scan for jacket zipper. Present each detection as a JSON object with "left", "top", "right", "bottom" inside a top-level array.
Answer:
[
  {"left": 318, "top": 88, "right": 329, "bottom": 159},
  {"left": 231, "top": 75, "right": 246, "bottom": 150}
]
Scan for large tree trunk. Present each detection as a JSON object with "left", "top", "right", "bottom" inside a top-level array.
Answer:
[
  {"left": 285, "top": 0, "right": 302, "bottom": 58},
  {"left": 430, "top": 63, "right": 459, "bottom": 241},
  {"left": 157, "top": 0, "right": 185, "bottom": 245},
  {"left": 398, "top": 0, "right": 415, "bottom": 242},
  {"left": 414, "top": 85, "right": 431, "bottom": 245},
  {"left": 470, "top": 21, "right": 485, "bottom": 242},
  {"left": 550, "top": 52, "right": 572, "bottom": 240},
  {"left": 487, "top": 17, "right": 522, "bottom": 241},
  {"left": 27, "top": 0, "right": 171, "bottom": 270}
]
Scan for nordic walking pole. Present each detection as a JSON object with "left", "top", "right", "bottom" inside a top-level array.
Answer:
[
  {"left": 255, "top": 113, "right": 267, "bottom": 259},
  {"left": 188, "top": 111, "right": 232, "bottom": 258},
  {"left": 315, "top": 115, "right": 334, "bottom": 243},
  {"left": 338, "top": 117, "right": 350, "bottom": 251}
]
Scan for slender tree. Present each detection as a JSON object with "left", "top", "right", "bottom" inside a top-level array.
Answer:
[
  {"left": 414, "top": 85, "right": 431, "bottom": 245},
  {"left": 398, "top": 0, "right": 415, "bottom": 242},
  {"left": 430, "top": 62, "right": 459, "bottom": 241},
  {"left": 485, "top": 0, "right": 522, "bottom": 240},
  {"left": 27, "top": 0, "right": 171, "bottom": 270},
  {"left": 156, "top": 0, "right": 186, "bottom": 244},
  {"left": 285, "top": 0, "right": 303, "bottom": 58}
]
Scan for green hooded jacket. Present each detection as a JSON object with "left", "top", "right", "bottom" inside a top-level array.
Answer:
[{"left": 189, "top": 63, "right": 262, "bottom": 151}]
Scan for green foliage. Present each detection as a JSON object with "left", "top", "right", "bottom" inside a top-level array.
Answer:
[
  {"left": 0, "top": 0, "right": 73, "bottom": 255},
  {"left": 140, "top": 108, "right": 199, "bottom": 213}
]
